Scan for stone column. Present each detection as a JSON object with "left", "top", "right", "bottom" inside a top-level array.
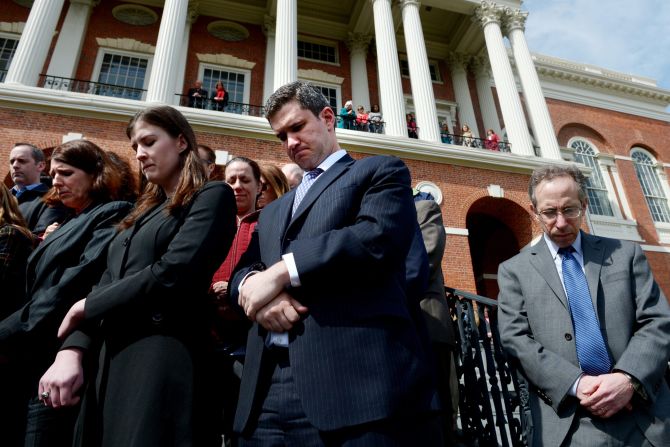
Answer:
[
  {"left": 46, "top": 0, "right": 98, "bottom": 82},
  {"left": 472, "top": 56, "right": 502, "bottom": 136},
  {"left": 263, "top": 15, "right": 276, "bottom": 104},
  {"left": 474, "top": 2, "right": 534, "bottom": 156},
  {"left": 447, "top": 52, "right": 479, "bottom": 138},
  {"left": 5, "top": 0, "right": 65, "bottom": 86},
  {"left": 146, "top": 0, "right": 188, "bottom": 103},
  {"left": 370, "top": 0, "right": 406, "bottom": 137},
  {"left": 347, "top": 32, "right": 372, "bottom": 111},
  {"left": 399, "top": 0, "right": 440, "bottom": 142},
  {"left": 505, "top": 8, "right": 561, "bottom": 159},
  {"left": 173, "top": 5, "right": 199, "bottom": 106},
  {"left": 273, "top": 0, "right": 297, "bottom": 89}
]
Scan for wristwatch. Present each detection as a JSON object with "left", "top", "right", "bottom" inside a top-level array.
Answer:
[{"left": 617, "top": 370, "right": 648, "bottom": 400}]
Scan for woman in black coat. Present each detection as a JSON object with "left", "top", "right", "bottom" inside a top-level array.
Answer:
[
  {"left": 0, "top": 140, "right": 133, "bottom": 447},
  {"left": 41, "top": 106, "right": 237, "bottom": 447}
]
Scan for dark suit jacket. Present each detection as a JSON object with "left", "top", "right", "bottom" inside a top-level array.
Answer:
[
  {"left": 186, "top": 87, "right": 208, "bottom": 108},
  {"left": 497, "top": 232, "right": 670, "bottom": 446},
  {"left": 0, "top": 225, "right": 33, "bottom": 321},
  {"left": 231, "top": 154, "right": 437, "bottom": 433},
  {"left": 16, "top": 183, "right": 70, "bottom": 235}
]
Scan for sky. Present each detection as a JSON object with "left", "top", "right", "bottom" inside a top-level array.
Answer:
[{"left": 521, "top": 0, "right": 670, "bottom": 91}]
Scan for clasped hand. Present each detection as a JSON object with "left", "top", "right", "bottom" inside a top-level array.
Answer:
[{"left": 576, "top": 372, "right": 635, "bottom": 418}]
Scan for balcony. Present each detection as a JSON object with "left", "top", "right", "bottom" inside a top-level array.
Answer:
[
  {"left": 38, "top": 74, "right": 147, "bottom": 101},
  {"left": 442, "top": 133, "right": 512, "bottom": 152},
  {"left": 175, "top": 94, "right": 265, "bottom": 118}
]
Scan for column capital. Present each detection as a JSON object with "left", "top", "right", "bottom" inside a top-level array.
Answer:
[
  {"left": 470, "top": 55, "right": 491, "bottom": 78},
  {"left": 69, "top": 0, "right": 100, "bottom": 6},
  {"left": 473, "top": 1, "right": 504, "bottom": 28},
  {"left": 446, "top": 52, "right": 471, "bottom": 71},
  {"left": 346, "top": 32, "right": 372, "bottom": 54},
  {"left": 397, "top": 0, "right": 420, "bottom": 9},
  {"left": 504, "top": 8, "right": 528, "bottom": 33},
  {"left": 263, "top": 14, "right": 276, "bottom": 36},
  {"left": 187, "top": 2, "right": 200, "bottom": 25}
]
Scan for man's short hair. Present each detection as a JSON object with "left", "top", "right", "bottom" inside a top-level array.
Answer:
[
  {"left": 528, "top": 164, "right": 588, "bottom": 207},
  {"left": 264, "top": 81, "right": 331, "bottom": 122},
  {"left": 197, "top": 144, "right": 216, "bottom": 164},
  {"left": 13, "top": 143, "right": 45, "bottom": 163}
]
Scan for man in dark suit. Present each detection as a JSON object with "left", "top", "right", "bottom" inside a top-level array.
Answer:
[
  {"left": 497, "top": 164, "right": 670, "bottom": 446},
  {"left": 186, "top": 79, "right": 208, "bottom": 109},
  {"left": 230, "top": 81, "right": 440, "bottom": 446},
  {"left": 9, "top": 143, "right": 68, "bottom": 236}
]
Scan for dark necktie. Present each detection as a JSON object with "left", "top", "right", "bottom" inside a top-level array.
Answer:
[
  {"left": 292, "top": 168, "right": 323, "bottom": 216},
  {"left": 559, "top": 246, "right": 612, "bottom": 375}
]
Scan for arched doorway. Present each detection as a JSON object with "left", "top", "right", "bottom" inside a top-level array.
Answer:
[{"left": 466, "top": 197, "right": 533, "bottom": 299}]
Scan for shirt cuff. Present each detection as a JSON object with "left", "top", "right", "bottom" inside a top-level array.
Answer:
[
  {"left": 569, "top": 374, "right": 583, "bottom": 396},
  {"left": 238, "top": 270, "right": 260, "bottom": 295},
  {"left": 282, "top": 253, "right": 301, "bottom": 287}
]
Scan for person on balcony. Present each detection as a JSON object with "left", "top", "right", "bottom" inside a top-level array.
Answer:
[
  {"left": 484, "top": 129, "right": 500, "bottom": 151},
  {"left": 338, "top": 100, "right": 355, "bottom": 129},
  {"left": 186, "top": 79, "right": 208, "bottom": 109},
  {"left": 407, "top": 113, "right": 418, "bottom": 138},
  {"left": 212, "top": 80, "right": 229, "bottom": 111},
  {"left": 498, "top": 164, "right": 670, "bottom": 447},
  {"left": 440, "top": 122, "right": 452, "bottom": 144},
  {"left": 368, "top": 104, "right": 383, "bottom": 133},
  {"left": 355, "top": 105, "right": 369, "bottom": 132},
  {"left": 460, "top": 124, "right": 473, "bottom": 147}
]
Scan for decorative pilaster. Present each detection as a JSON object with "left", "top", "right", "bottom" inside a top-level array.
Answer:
[
  {"left": 173, "top": 3, "right": 199, "bottom": 105},
  {"left": 474, "top": 2, "right": 534, "bottom": 156},
  {"left": 273, "top": 0, "right": 297, "bottom": 89},
  {"left": 346, "top": 32, "right": 372, "bottom": 111},
  {"left": 505, "top": 8, "right": 561, "bottom": 159},
  {"left": 471, "top": 56, "right": 502, "bottom": 136},
  {"left": 263, "top": 15, "right": 276, "bottom": 103},
  {"left": 46, "top": 0, "right": 98, "bottom": 81},
  {"left": 447, "top": 52, "right": 479, "bottom": 138},
  {"left": 370, "top": 0, "right": 406, "bottom": 137},
  {"left": 5, "top": 0, "right": 65, "bottom": 86},
  {"left": 399, "top": 0, "right": 440, "bottom": 142},
  {"left": 146, "top": 0, "right": 188, "bottom": 103}
]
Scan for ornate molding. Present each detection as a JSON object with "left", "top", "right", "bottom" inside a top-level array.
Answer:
[
  {"left": 470, "top": 55, "right": 491, "bottom": 77},
  {"left": 263, "top": 15, "right": 276, "bottom": 37},
  {"left": 346, "top": 32, "right": 372, "bottom": 54},
  {"left": 96, "top": 37, "right": 155, "bottom": 54},
  {"left": 473, "top": 1, "right": 504, "bottom": 28},
  {"left": 0, "top": 21, "right": 25, "bottom": 34},
  {"left": 397, "top": 0, "right": 421, "bottom": 9},
  {"left": 187, "top": 2, "right": 200, "bottom": 25},
  {"left": 196, "top": 53, "right": 256, "bottom": 69},
  {"left": 298, "top": 69, "right": 344, "bottom": 85},
  {"left": 504, "top": 8, "right": 528, "bottom": 33},
  {"left": 446, "top": 52, "right": 471, "bottom": 71}
]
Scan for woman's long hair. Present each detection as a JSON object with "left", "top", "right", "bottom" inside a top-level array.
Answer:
[
  {"left": 119, "top": 106, "right": 207, "bottom": 229},
  {"left": 43, "top": 140, "right": 124, "bottom": 207},
  {"left": 260, "top": 164, "right": 289, "bottom": 199},
  {"left": 0, "top": 184, "right": 32, "bottom": 240}
]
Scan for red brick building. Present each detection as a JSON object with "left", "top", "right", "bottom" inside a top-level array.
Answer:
[{"left": 1, "top": 0, "right": 669, "bottom": 297}]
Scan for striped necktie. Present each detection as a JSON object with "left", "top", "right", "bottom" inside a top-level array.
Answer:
[{"left": 292, "top": 168, "right": 323, "bottom": 216}]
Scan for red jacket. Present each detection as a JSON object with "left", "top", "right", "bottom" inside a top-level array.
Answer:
[{"left": 211, "top": 210, "right": 260, "bottom": 284}]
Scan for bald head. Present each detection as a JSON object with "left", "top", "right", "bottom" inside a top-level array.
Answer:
[{"left": 281, "top": 163, "right": 303, "bottom": 189}]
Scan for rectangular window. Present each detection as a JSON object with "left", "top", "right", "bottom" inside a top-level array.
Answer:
[
  {"left": 400, "top": 59, "right": 441, "bottom": 82},
  {"left": 0, "top": 36, "right": 19, "bottom": 82},
  {"left": 298, "top": 40, "right": 337, "bottom": 64},
  {"left": 95, "top": 52, "right": 149, "bottom": 100},
  {"left": 203, "top": 68, "right": 245, "bottom": 105}
]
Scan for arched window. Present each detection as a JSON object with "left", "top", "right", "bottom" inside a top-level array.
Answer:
[
  {"left": 571, "top": 140, "right": 613, "bottom": 216},
  {"left": 631, "top": 150, "right": 670, "bottom": 223}
]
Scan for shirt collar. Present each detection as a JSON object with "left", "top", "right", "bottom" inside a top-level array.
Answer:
[
  {"left": 12, "top": 182, "right": 42, "bottom": 193},
  {"left": 315, "top": 149, "right": 347, "bottom": 173},
  {"left": 543, "top": 231, "right": 583, "bottom": 261}
]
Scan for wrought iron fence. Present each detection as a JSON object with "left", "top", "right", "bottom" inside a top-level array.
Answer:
[
  {"left": 38, "top": 74, "right": 146, "bottom": 100},
  {"left": 175, "top": 94, "right": 265, "bottom": 117},
  {"left": 446, "top": 287, "right": 531, "bottom": 447},
  {"left": 442, "top": 133, "right": 512, "bottom": 152},
  {"left": 335, "top": 114, "right": 386, "bottom": 134}
]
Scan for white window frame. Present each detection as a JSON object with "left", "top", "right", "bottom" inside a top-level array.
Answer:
[
  {"left": 299, "top": 79, "right": 341, "bottom": 111},
  {"left": 569, "top": 138, "right": 618, "bottom": 217},
  {"left": 198, "top": 63, "right": 251, "bottom": 105},
  {"left": 297, "top": 35, "right": 340, "bottom": 66},
  {"left": 631, "top": 148, "right": 670, "bottom": 243},
  {"left": 91, "top": 48, "right": 153, "bottom": 100},
  {"left": 0, "top": 31, "right": 20, "bottom": 79},
  {"left": 399, "top": 56, "right": 442, "bottom": 83}
]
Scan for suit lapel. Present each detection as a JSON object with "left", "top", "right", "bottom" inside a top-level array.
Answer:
[
  {"left": 530, "top": 237, "right": 569, "bottom": 309},
  {"left": 581, "top": 232, "right": 603, "bottom": 309}
]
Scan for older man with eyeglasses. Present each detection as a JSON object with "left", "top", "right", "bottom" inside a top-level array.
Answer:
[{"left": 496, "top": 164, "right": 670, "bottom": 446}]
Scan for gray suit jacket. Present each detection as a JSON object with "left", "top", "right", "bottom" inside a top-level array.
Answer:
[{"left": 497, "top": 232, "right": 670, "bottom": 446}]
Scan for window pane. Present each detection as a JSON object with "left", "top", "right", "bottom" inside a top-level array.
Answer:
[
  {"left": 97, "top": 52, "right": 148, "bottom": 100},
  {"left": 631, "top": 151, "right": 670, "bottom": 223},
  {"left": 571, "top": 140, "right": 613, "bottom": 216},
  {"left": 298, "top": 40, "right": 337, "bottom": 63},
  {"left": 0, "top": 37, "right": 19, "bottom": 81}
]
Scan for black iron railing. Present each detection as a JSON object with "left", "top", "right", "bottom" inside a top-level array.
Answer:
[
  {"left": 175, "top": 94, "right": 265, "bottom": 117},
  {"left": 38, "top": 74, "right": 146, "bottom": 100},
  {"left": 335, "top": 115, "right": 386, "bottom": 134},
  {"left": 442, "top": 133, "right": 512, "bottom": 152},
  {"left": 446, "top": 287, "right": 531, "bottom": 447}
]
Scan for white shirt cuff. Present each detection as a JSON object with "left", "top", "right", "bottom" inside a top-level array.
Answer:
[
  {"left": 569, "top": 374, "right": 583, "bottom": 396},
  {"left": 282, "top": 253, "right": 301, "bottom": 287}
]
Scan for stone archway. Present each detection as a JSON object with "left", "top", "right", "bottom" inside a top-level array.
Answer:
[{"left": 466, "top": 196, "right": 533, "bottom": 299}]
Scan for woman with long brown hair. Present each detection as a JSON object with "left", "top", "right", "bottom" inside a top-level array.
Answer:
[{"left": 41, "top": 105, "right": 237, "bottom": 447}]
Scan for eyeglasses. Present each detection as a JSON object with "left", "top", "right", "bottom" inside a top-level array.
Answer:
[
  {"left": 200, "top": 158, "right": 214, "bottom": 166},
  {"left": 536, "top": 206, "right": 583, "bottom": 222}
]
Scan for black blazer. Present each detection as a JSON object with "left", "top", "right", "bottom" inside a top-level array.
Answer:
[
  {"left": 231, "top": 154, "right": 437, "bottom": 433},
  {"left": 16, "top": 183, "right": 70, "bottom": 235}
]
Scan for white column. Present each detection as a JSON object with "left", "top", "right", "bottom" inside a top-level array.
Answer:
[
  {"left": 474, "top": 2, "right": 534, "bottom": 156},
  {"left": 273, "top": 0, "right": 297, "bottom": 89},
  {"left": 505, "top": 8, "right": 561, "bottom": 159},
  {"left": 400, "top": 0, "right": 440, "bottom": 142},
  {"left": 347, "top": 32, "right": 372, "bottom": 111},
  {"left": 263, "top": 15, "right": 276, "bottom": 103},
  {"left": 146, "top": 0, "right": 187, "bottom": 103},
  {"left": 447, "top": 52, "right": 479, "bottom": 138},
  {"left": 5, "top": 0, "right": 65, "bottom": 86},
  {"left": 370, "top": 0, "right": 406, "bottom": 137},
  {"left": 46, "top": 0, "right": 97, "bottom": 81},
  {"left": 172, "top": 6, "right": 198, "bottom": 106},
  {"left": 472, "top": 56, "right": 502, "bottom": 136}
]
